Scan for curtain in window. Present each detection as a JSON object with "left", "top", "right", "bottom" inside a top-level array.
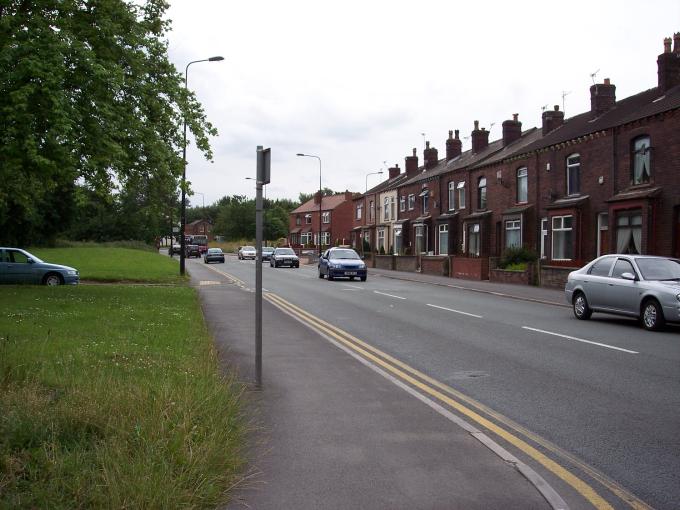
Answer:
[
  {"left": 439, "top": 226, "right": 448, "bottom": 255},
  {"left": 633, "top": 138, "right": 650, "bottom": 184}
]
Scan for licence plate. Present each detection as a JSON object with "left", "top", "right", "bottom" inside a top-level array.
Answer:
[{"left": 345, "top": 271, "right": 357, "bottom": 275}]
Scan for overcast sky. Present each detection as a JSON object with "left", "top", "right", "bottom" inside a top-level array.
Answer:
[{"left": 166, "top": 0, "right": 680, "bottom": 206}]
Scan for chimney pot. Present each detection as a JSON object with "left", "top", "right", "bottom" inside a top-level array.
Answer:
[
  {"left": 446, "top": 128, "right": 462, "bottom": 160},
  {"left": 502, "top": 114, "right": 522, "bottom": 146},
  {"left": 405, "top": 149, "right": 419, "bottom": 177},
  {"left": 664, "top": 37, "right": 673, "bottom": 53},
  {"left": 448, "top": 130, "right": 453, "bottom": 139},
  {"left": 474, "top": 120, "right": 479, "bottom": 130},
  {"left": 426, "top": 141, "right": 430, "bottom": 149},
  {"left": 412, "top": 148, "right": 416, "bottom": 156},
  {"left": 424, "top": 142, "right": 438, "bottom": 169},
  {"left": 513, "top": 113, "right": 518, "bottom": 121},
  {"left": 675, "top": 32, "right": 680, "bottom": 53},
  {"left": 659, "top": 35, "right": 680, "bottom": 90},
  {"left": 454, "top": 129, "right": 459, "bottom": 139},
  {"left": 554, "top": 105, "right": 559, "bottom": 111},
  {"left": 471, "top": 121, "right": 489, "bottom": 153},
  {"left": 604, "top": 78, "right": 611, "bottom": 85}
]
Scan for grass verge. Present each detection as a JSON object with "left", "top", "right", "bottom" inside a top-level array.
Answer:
[
  {"left": 30, "top": 247, "right": 184, "bottom": 284},
  {"left": 0, "top": 284, "right": 245, "bottom": 508}
]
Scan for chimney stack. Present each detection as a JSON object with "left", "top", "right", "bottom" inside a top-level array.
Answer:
[
  {"left": 542, "top": 105, "right": 565, "bottom": 135},
  {"left": 314, "top": 191, "right": 322, "bottom": 205},
  {"left": 446, "top": 129, "right": 462, "bottom": 160},
  {"left": 423, "top": 141, "right": 439, "bottom": 169},
  {"left": 471, "top": 120, "right": 489, "bottom": 153},
  {"left": 590, "top": 78, "right": 616, "bottom": 115},
  {"left": 405, "top": 148, "right": 419, "bottom": 177},
  {"left": 502, "top": 114, "right": 522, "bottom": 146},
  {"left": 388, "top": 164, "right": 400, "bottom": 179},
  {"left": 658, "top": 33, "right": 680, "bottom": 91}
]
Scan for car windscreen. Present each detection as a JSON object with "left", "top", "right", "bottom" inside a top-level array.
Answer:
[
  {"left": 263, "top": 247, "right": 274, "bottom": 252},
  {"left": 207, "top": 249, "right": 222, "bottom": 254},
  {"left": 635, "top": 258, "right": 680, "bottom": 281},
  {"left": 329, "top": 249, "right": 360, "bottom": 260},
  {"left": 276, "top": 249, "right": 295, "bottom": 255},
  {"left": 243, "top": 246, "right": 255, "bottom": 251}
]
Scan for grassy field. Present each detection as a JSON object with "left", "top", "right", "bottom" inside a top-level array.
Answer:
[
  {"left": 31, "top": 247, "right": 184, "bottom": 284},
  {"left": 0, "top": 248, "right": 245, "bottom": 508}
]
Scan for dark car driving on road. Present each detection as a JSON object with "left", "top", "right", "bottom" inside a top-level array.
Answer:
[
  {"left": 318, "top": 248, "right": 367, "bottom": 281},
  {"left": 203, "top": 247, "right": 225, "bottom": 264},
  {"left": 270, "top": 247, "right": 299, "bottom": 268},
  {"left": 186, "top": 244, "right": 200, "bottom": 258},
  {"left": 0, "top": 247, "right": 79, "bottom": 285},
  {"left": 262, "top": 246, "right": 275, "bottom": 261},
  {"left": 565, "top": 254, "right": 680, "bottom": 331}
]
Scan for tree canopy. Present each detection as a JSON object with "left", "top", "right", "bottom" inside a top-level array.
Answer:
[{"left": 0, "top": 0, "right": 216, "bottom": 245}]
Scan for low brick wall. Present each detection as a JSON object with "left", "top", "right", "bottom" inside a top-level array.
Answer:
[
  {"left": 540, "top": 265, "right": 577, "bottom": 288},
  {"left": 490, "top": 263, "right": 537, "bottom": 286},
  {"left": 375, "top": 255, "right": 395, "bottom": 270},
  {"left": 421, "top": 256, "right": 449, "bottom": 276},
  {"left": 451, "top": 257, "right": 489, "bottom": 280},
  {"left": 362, "top": 253, "right": 375, "bottom": 268},
  {"left": 394, "top": 255, "right": 418, "bottom": 272}
]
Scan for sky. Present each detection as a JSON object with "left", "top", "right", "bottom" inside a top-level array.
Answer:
[{"left": 165, "top": 0, "right": 680, "bottom": 206}]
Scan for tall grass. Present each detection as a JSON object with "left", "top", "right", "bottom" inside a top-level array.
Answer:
[
  {"left": 30, "top": 247, "right": 184, "bottom": 283},
  {"left": 0, "top": 285, "right": 245, "bottom": 509}
]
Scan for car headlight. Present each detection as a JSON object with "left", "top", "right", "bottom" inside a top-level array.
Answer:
[
  {"left": 676, "top": 294, "right": 680, "bottom": 302},
  {"left": 329, "top": 263, "right": 338, "bottom": 269},
  {"left": 67, "top": 270, "right": 78, "bottom": 276}
]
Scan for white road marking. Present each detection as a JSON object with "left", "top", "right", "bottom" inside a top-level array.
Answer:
[
  {"left": 344, "top": 284, "right": 363, "bottom": 289},
  {"left": 522, "top": 326, "right": 639, "bottom": 354},
  {"left": 426, "top": 303, "right": 482, "bottom": 319},
  {"left": 373, "top": 291, "right": 406, "bottom": 300}
]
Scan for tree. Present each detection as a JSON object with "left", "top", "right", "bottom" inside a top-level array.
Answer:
[
  {"left": 297, "top": 188, "right": 337, "bottom": 205},
  {"left": 0, "top": 0, "right": 216, "bottom": 245}
]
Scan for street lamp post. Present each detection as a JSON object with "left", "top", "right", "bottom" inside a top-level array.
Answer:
[
  {"left": 365, "top": 170, "right": 383, "bottom": 193},
  {"left": 179, "top": 55, "right": 224, "bottom": 276},
  {"left": 296, "top": 153, "right": 322, "bottom": 257}
]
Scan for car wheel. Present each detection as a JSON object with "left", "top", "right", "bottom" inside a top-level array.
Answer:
[
  {"left": 328, "top": 273, "right": 334, "bottom": 281},
  {"left": 43, "top": 273, "right": 63, "bottom": 286},
  {"left": 641, "top": 299, "right": 665, "bottom": 331},
  {"left": 360, "top": 276, "right": 367, "bottom": 282},
  {"left": 572, "top": 292, "right": 592, "bottom": 320}
]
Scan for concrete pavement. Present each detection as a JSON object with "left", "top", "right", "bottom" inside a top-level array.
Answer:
[{"left": 187, "top": 260, "right": 561, "bottom": 509}]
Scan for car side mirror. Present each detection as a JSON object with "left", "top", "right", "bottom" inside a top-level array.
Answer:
[
  {"left": 621, "top": 272, "right": 637, "bottom": 281},
  {"left": 27, "top": 258, "right": 34, "bottom": 264}
]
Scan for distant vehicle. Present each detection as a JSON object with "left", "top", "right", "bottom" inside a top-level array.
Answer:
[
  {"left": 169, "top": 242, "right": 182, "bottom": 256},
  {"left": 238, "top": 246, "right": 256, "bottom": 260},
  {"left": 318, "top": 248, "right": 367, "bottom": 281},
  {"left": 204, "top": 247, "right": 225, "bottom": 264},
  {"left": 262, "top": 246, "right": 275, "bottom": 261},
  {"left": 192, "top": 235, "right": 209, "bottom": 255},
  {"left": 186, "top": 244, "right": 200, "bottom": 258},
  {"left": 270, "top": 247, "right": 299, "bottom": 268},
  {"left": 565, "top": 254, "right": 680, "bottom": 331},
  {"left": 0, "top": 247, "right": 79, "bottom": 285}
]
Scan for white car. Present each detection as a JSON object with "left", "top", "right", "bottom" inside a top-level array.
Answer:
[{"left": 238, "top": 246, "right": 256, "bottom": 260}]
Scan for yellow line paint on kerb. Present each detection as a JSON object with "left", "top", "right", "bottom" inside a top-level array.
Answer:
[{"left": 265, "top": 292, "right": 626, "bottom": 510}]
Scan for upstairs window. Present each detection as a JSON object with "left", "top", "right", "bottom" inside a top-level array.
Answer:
[
  {"left": 448, "top": 181, "right": 455, "bottom": 210},
  {"left": 421, "top": 190, "right": 429, "bottom": 213},
  {"left": 632, "top": 136, "right": 651, "bottom": 185},
  {"left": 322, "top": 212, "right": 330, "bottom": 224},
  {"left": 457, "top": 181, "right": 466, "bottom": 209},
  {"left": 296, "top": 216, "right": 301, "bottom": 226},
  {"left": 384, "top": 197, "right": 390, "bottom": 221},
  {"left": 369, "top": 200, "right": 374, "bottom": 221},
  {"left": 477, "top": 177, "right": 487, "bottom": 210},
  {"left": 566, "top": 154, "right": 580, "bottom": 195},
  {"left": 305, "top": 214, "right": 312, "bottom": 224},
  {"left": 408, "top": 194, "right": 415, "bottom": 210},
  {"left": 390, "top": 197, "right": 395, "bottom": 219},
  {"left": 356, "top": 203, "right": 363, "bottom": 220},
  {"left": 399, "top": 196, "right": 406, "bottom": 212},
  {"left": 516, "top": 167, "right": 528, "bottom": 203}
]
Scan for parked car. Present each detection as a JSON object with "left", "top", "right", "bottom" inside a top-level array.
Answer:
[
  {"left": 318, "top": 248, "right": 367, "bottom": 281},
  {"left": 204, "top": 247, "right": 225, "bottom": 264},
  {"left": 270, "top": 247, "right": 299, "bottom": 268},
  {"left": 186, "top": 244, "right": 200, "bottom": 258},
  {"left": 238, "top": 246, "right": 256, "bottom": 260},
  {"left": 565, "top": 254, "right": 680, "bottom": 331},
  {"left": 262, "top": 246, "right": 275, "bottom": 261},
  {"left": 0, "top": 247, "right": 79, "bottom": 285}
]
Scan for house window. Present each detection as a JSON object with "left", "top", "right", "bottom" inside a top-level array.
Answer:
[
  {"left": 369, "top": 200, "right": 374, "bottom": 221},
  {"left": 616, "top": 211, "right": 642, "bottom": 254},
  {"left": 322, "top": 212, "right": 330, "bottom": 224},
  {"left": 356, "top": 203, "right": 363, "bottom": 220},
  {"left": 296, "top": 216, "right": 301, "bottom": 226},
  {"left": 516, "top": 167, "right": 528, "bottom": 203},
  {"left": 305, "top": 214, "right": 312, "bottom": 224},
  {"left": 399, "top": 196, "right": 406, "bottom": 212},
  {"left": 540, "top": 218, "right": 548, "bottom": 259},
  {"left": 597, "top": 213, "right": 609, "bottom": 256},
  {"left": 505, "top": 219, "right": 521, "bottom": 248},
  {"left": 567, "top": 154, "right": 580, "bottom": 195},
  {"left": 390, "top": 197, "right": 395, "bottom": 220},
  {"left": 415, "top": 225, "right": 427, "bottom": 253},
  {"left": 301, "top": 232, "right": 312, "bottom": 245},
  {"left": 377, "top": 228, "right": 385, "bottom": 252},
  {"left": 394, "top": 227, "right": 402, "bottom": 254},
  {"left": 363, "top": 230, "right": 371, "bottom": 251},
  {"left": 448, "top": 182, "right": 455, "bottom": 210},
  {"left": 457, "top": 181, "right": 466, "bottom": 209},
  {"left": 467, "top": 223, "right": 480, "bottom": 257},
  {"left": 551, "top": 215, "right": 573, "bottom": 260},
  {"left": 422, "top": 192, "right": 429, "bottom": 213},
  {"left": 290, "top": 234, "right": 298, "bottom": 245},
  {"left": 477, "top": 177, "right": 487, "bottom": 210},
  {"left": 384, "top": 198, "right": 390, "bottom": 221},
  {"left": 438, "top": 224, "right": 449, "bottom": 255},
  {"left": 321, "top": 232, "right": 330, "bottom": 246},
  {"left": 632, "top": 136, "right": 651, "bottom": 185},
  {"left": 408, "top": 194, "right": 415, "bottom": 210}
]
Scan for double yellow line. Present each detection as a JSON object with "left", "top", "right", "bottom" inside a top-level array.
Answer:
[{"left": 264, "top": 292, "right": 651, "bottom": 510}]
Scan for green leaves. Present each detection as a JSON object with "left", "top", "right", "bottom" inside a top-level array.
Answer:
[{"left": 0, "top": 0, "right": 216, "bottom": 245}]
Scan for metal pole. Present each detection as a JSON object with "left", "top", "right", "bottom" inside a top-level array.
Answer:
[
  {"left": 318, "top": 158, "right": 322, "bottom": 256},
  {"left": 255, "top": 146, "right": 264, "bottom": 389}
]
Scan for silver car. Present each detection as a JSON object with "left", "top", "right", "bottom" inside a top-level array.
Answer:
[
  {"left": 565, "top": 255, "right": 680, "bottom": 331},
  {"left": 238, "top": 246, "right": 256, "bottom": 260},
  {"left": 0, "top": 247, "right": 79, "bottom": 285}
]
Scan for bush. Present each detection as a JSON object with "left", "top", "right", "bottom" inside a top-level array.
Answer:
[
  {"left": 379, "top": 245, "right": 385, "bottom": 255},
  {"left": 498, "top": 246, "right": 538, "bottom": 269}
]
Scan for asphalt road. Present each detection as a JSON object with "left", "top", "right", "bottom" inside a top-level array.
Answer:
[{"left": 191, "top": 255, "right": 680, "bottom": 510}]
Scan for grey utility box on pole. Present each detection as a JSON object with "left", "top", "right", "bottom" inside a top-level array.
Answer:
[{"left": 254, "top": 146, "right": 270, "bottom": 389}]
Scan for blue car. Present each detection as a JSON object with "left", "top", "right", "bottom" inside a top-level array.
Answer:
[
  {"left": 0, "top": 247, "right": 79, "bottom": 285},
  {"left": 318, "top": 248, "right": 367, "bottom": 281}
]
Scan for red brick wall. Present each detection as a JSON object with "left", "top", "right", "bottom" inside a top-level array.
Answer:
[
  {"left": 421, "top": 256, "right": 449, "bottom": 276},
  {"left": 394, "top": 255, "right": 418, "bottom": 272},
  {"left": 451, "top": 257, "right": 489, "bottom": 280}
]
